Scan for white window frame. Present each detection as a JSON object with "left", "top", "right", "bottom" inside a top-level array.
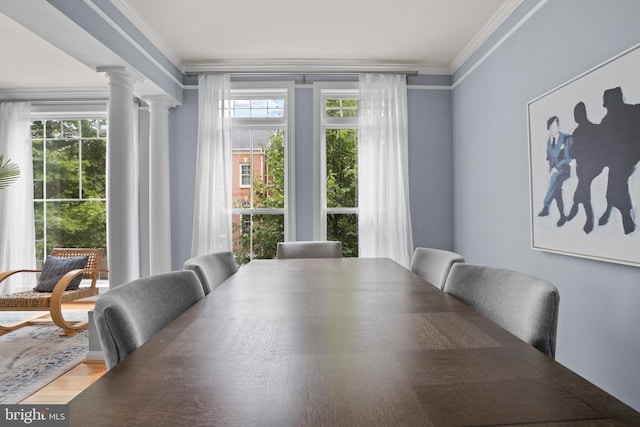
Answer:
[
  {"left": 230, "top": 81, "right": 296, "bottom": 245},
  {"left": 30, "top": 103, "right": 109, "bottom": 269},
  {"left": 312, "top": 82, "right": 359, "bottom": 240}
]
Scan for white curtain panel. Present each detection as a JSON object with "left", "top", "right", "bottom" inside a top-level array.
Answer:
[
  {"left": 358, "top": 74, "right": 414, "bottom": 267},
  {"left": 0, "top": 102, "right": 36, "bottom": 294},
  {"left": 191, "top": 74, "right": 233, "bottom": 256}
]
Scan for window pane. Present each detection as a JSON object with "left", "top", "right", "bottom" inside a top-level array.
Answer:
[
  {"left": 252, "top": 109, "right": 268, "bottom": 118},
  {"left": 31, "top": 121, "right": 44, "bottom": 139},
  {"left": 326, "top": 129, "right": 358, "bottom": 208},
  {"left": 32, "top": 139, "right": 44, "bottom": 200},
  {"left": 62, "top": 120, "right": 79, "bottom": 138},
  {"left": 232, "top": 129, "right": 285, "bottom": 209},
  {"left": 232, "top": 213, "right": 283, "bottom": 265},
  {"left": 98, "top": 119, "right": 108, "bottom": 138},
  {"left": 267, "top": 109, "right": 284, "bottom": 118},
  {"left": 46, "top": 139, "right": 80, "bottom": 199},
  {"left": 325, "top": 98, "right": 358, "bottom": 117},
  {"left": 251, "top": 99, "right": 267, "bottom": 108},
  {"left": 252, "top": 214, "right": 283, "bottom": 259},
  {"left": 32, "top": 118, "right": 108, "bottom": 269},
  {"left": 44, "top": 200, "right": 107, "bottom": 255},
  {"left": 34, "top": 202, "right": 45, "bottom": 262},
  {"left": 326, "top": 213, "right": 358, "bottom": 257},
  {"left": 81, "top": 119, "right": 98, "bottom": 138},
  {"left": 254, "top": 130, "right": 285, "bottom": 209},
  {"left": 45, "top": 120, "right": 62, "bottom": 138},
  {"left": 81, "top": 138, "right": 107, "bottom": 198}
]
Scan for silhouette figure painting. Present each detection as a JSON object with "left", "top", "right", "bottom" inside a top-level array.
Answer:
[{"left": 529, "top": 46, "right": 640, "bottom": 266}]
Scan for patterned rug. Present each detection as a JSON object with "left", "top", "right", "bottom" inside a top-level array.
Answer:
[{"left": 0, "top": 311, "right": 88, "bottom": 403}]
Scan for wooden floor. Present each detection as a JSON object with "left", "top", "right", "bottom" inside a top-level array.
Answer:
[
  {"left": 19, "top": 362, "right": 107, "bottom": 404},
  {"left": 16, "top": 300, "right": 108, "bottom": 404}
]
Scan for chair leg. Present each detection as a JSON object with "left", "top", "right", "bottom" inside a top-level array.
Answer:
[
  {"left": 0, "top": 312, "right": 50, "bottom": 334},
  {"left": 49, "top": 305, "right": 89, "bottom": 337}
]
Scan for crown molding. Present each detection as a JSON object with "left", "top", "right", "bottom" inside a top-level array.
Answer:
[
  {"left": 450, "top": 0, "right": 522, "bottom": 73},
  {"left": 0, "top": 87, "right": 109, "bottom": 101},
  {"left": 183, "top": 59, "right": 449, "bottom": 75},
  {"left": 110, "top": 0, "right": 183, "bottom": 69}
]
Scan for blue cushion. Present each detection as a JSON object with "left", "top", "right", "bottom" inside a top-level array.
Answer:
[{"left": 34, "top": 255, "right": 89, "bottom": 292}]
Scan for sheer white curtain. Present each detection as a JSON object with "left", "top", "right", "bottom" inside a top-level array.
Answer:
[
  {"left": 0, "top": 102, "right": 36, "bottom": 294},
  {"left": 191, "top": 74, "right": 232, "bottom": 256},
  {"left": 358, "top": 74, "right": 414, "bottom": 267}
]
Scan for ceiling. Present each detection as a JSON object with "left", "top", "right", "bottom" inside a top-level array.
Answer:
[{"left": 0, "top": 0, "right": 513, "bottom": 91}]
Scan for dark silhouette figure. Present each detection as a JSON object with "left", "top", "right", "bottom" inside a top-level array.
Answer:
[
  {"left": 597, "top": 87, "right": 640, "bottom": 234},
  {"left": 566, "top": 102, "right": 606, "bottom": 233},
  {"left": 538, "top": 116, "right": 572, "bottom": 226}
]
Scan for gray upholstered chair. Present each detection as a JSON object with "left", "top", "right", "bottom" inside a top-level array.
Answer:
[
  {"left": 443, "top": 263, "right": 559, "bottom": 358},
  {"left": 183, "top": 251, "right": 238, "bottom": 295},
  {"left": 410, "top": 247, "right": 465, "bottom": 289},
  {"left": 277, "top": 241, "right": 342, "bottom": 259},
  {"left": 93, "top": 270, "right": 204, "bottom": 370}
]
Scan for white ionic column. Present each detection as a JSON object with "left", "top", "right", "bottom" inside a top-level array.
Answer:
[
  {"left": 145, "top": 95, "right": 175, "bottom": 274},
  {"left": 101, "top": 67, "right": 141, "bottom": 288}
]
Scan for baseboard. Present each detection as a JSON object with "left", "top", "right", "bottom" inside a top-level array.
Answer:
[{"left": 86, "top": 350, "right": 105, "bottom": 362}]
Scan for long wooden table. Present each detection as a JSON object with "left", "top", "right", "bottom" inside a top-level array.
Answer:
[{"left": 69, "top": 258, "right": 640, "bottom": 426}]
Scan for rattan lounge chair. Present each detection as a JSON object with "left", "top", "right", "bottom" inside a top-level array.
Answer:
[{"left": 0, "top": 248, "right": 104, "bottom": 336}]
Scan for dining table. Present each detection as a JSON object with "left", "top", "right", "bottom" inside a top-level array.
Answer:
[{"left": 69, "top": 258, "right": 640, "bottom": 426}]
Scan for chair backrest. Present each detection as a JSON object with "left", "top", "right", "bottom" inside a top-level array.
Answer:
[
  {"left": 443, "top": 263, "right": 559, "bottom": 358},
  {"left": 410, "top": 247, "right": 464, "bottom": 289},
  {"left": 50, "top": 248, "right": 104, "bottom": 286},
  {"left": 93, "top": 270, "right": 204, "bottom": 370},
  {"left": 277, "top": 241, "right": 342, "bottom": 259},
  {"left": 183, "top": 251, "right": 238, "bottom": 295}
]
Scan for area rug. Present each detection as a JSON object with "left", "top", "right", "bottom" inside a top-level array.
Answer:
[{"left": 0, "top": 311, "right": 89, "bottom": 403}]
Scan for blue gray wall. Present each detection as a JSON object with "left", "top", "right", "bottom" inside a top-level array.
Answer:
[{"left": 453, "top": 0, "right": 640, "bottom": 410}]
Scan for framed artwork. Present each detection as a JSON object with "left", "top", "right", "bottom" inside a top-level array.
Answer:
[{"left": 528, "top": 44, "right": 640, "bottom": 266}]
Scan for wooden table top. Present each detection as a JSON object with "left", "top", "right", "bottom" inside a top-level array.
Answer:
[{"left": 69, "top": 258, "right": 640, "bottom": 426}]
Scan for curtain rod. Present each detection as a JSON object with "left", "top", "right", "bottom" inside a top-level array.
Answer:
[{"left": 185, "top": 70, "right": 419, "bottom": 77}]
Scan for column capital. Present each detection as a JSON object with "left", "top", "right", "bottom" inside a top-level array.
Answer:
[
  {"left": 97, "top": 66, "right": 142, "bottom": 90},
  {"left": 143, "top": 94, "right": 178, "bottom": 111}
]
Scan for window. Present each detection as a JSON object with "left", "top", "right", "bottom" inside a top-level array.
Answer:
[
  {"left": 31, "top": 118, "right": 108, "bottom": 274},
  {"left": 314, "top": 84, "right": 359, "bottom": 257},
  {"left": 230, "top": 83, "right": 294, "bottom": 265},
  {"left": 240, "top": 163, "right": 251, "bottom": 187}
]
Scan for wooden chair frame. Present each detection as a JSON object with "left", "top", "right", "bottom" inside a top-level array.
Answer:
[{"left": 0, "top": 248, "right": 104, "bottom": 336}]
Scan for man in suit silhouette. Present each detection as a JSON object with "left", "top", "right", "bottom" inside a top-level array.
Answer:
[
  {"left": 597, "top": 87, "right": 640, "bottom": 234},
  {"left": 566, "top": 102, "right": 605, "bottom": 234},
  {"left": 538, "top": 115, "right": 572, "bottom": 226}
]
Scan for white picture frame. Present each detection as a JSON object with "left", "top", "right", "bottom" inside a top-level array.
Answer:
[{"left": 528, "top": 44, "right": 640, "bottom": 266}]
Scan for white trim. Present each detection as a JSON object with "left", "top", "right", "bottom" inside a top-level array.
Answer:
[
  {"left": 453, "top": 0, "right": 548, "bottom": 88},
  {"left": 313, "top": 82, "right": 359, "bottom": 240},
  {"left": 408, "top": 85, "right": 452, "bottom": 91},
  {"left": 184, "top": 59, "right": 432, "bottom": 75},
  {"left": 0, "top": 88, "right": 109, "bottom": 101},
  {"left": 83, "top": 0, "right": 183, "bottom": 88},
  {"left": 110, "top": 0, "right": 183, "bottom": 68},
  {"left": 85, "top": 351, "right": 105, "bottom": 361},
  {"left": 450, "top": 0, "right": 523, "bottom": 73},
  {"left": 30, "top": 103, "right": 108, "bottom": 119},
  {"left": 229, "top": 80, "right": 296, "bottom": 242}
]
